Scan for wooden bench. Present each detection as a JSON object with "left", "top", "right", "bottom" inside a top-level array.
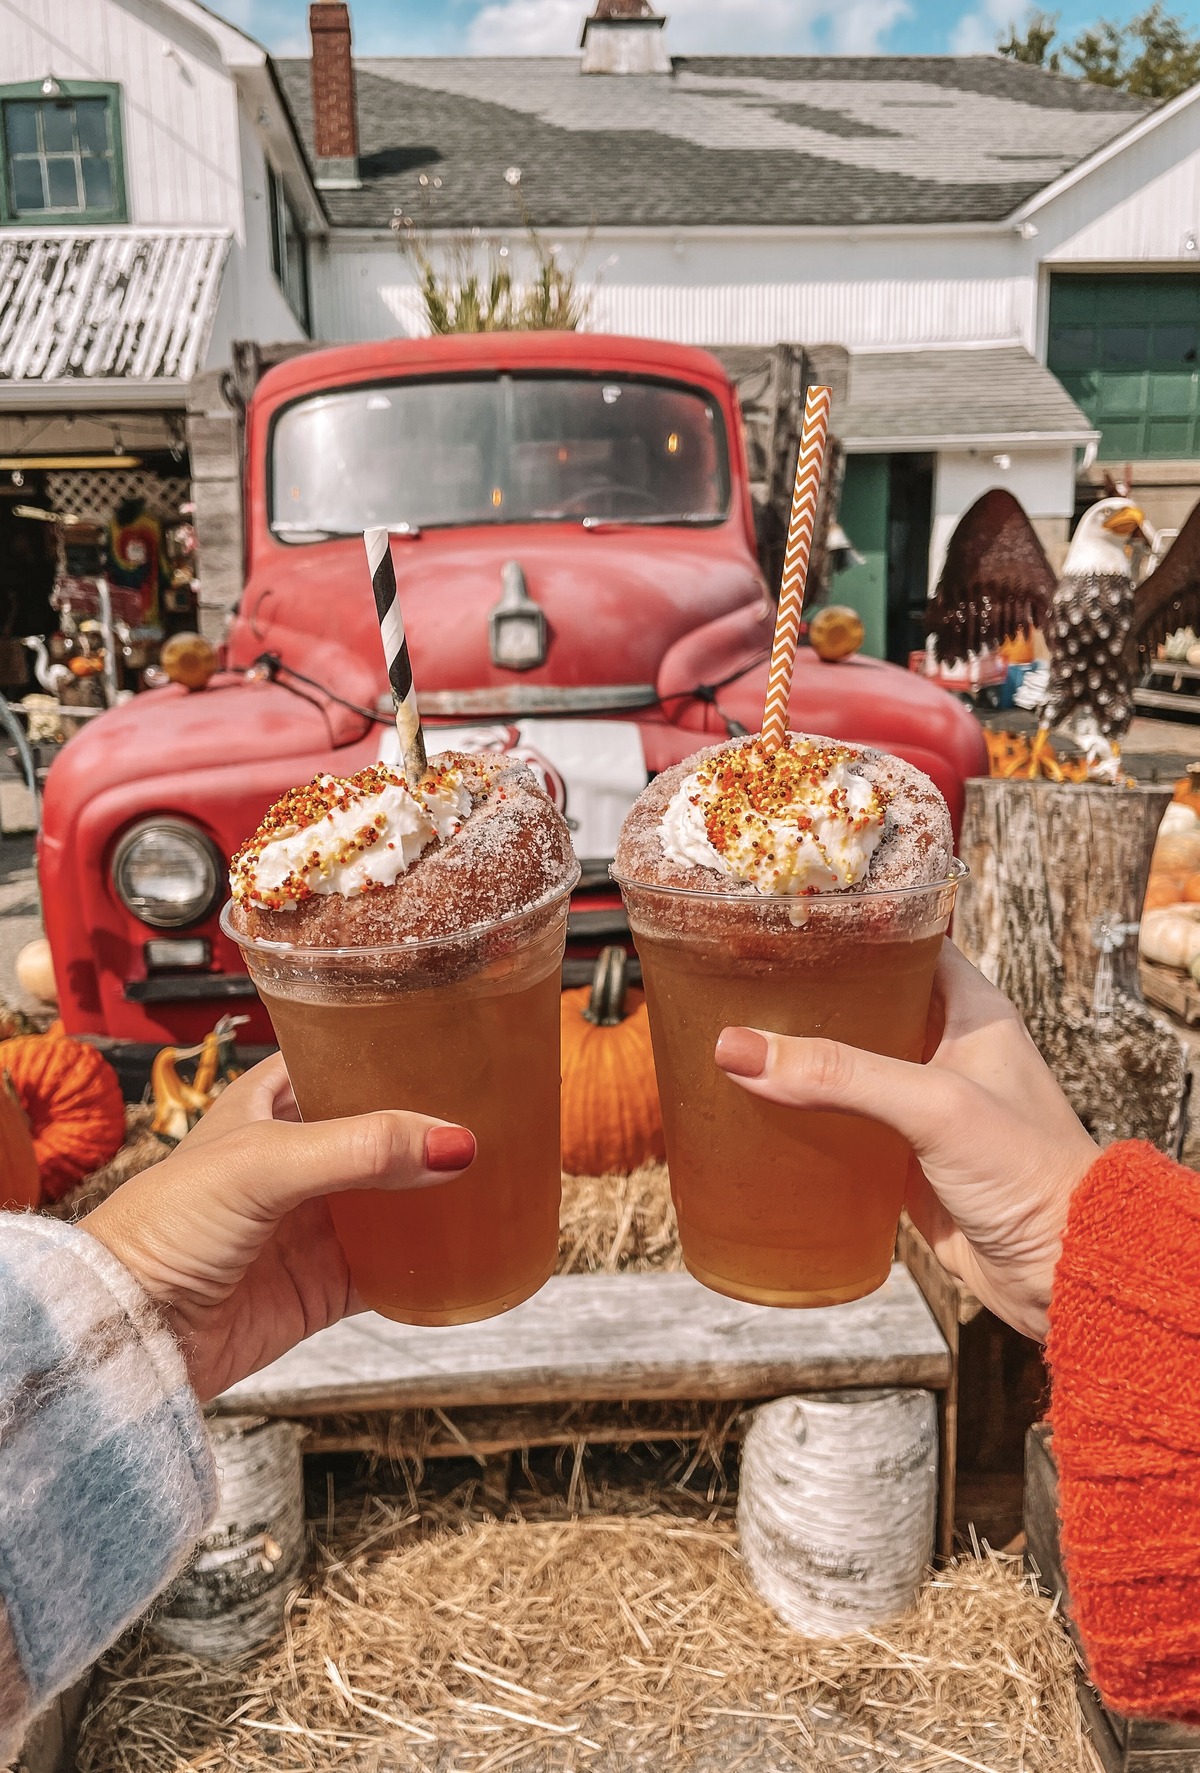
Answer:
[{"left": 217, "top": 1263, "right": 956, "bottom": 1544}]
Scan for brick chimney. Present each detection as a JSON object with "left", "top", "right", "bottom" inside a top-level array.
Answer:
[
  {"left": 309, "top": 2, "right": 360, "bottom": 188},
  {"left": 580, "top": 0, "right": 671, "bottom": 73}
]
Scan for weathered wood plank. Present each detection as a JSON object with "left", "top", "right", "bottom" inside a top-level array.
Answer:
[
  {"left": 1142, "top": 959, "right": 1200, "bottom": 1028},
  {"left": 897, "top": 1216, "right": 976, "bottom": 1558},
  {"left": 17, "top": 1672, "right": 91, "bottom": 1773},
  {"left": 217, "top": 1267, "right": 949, "bottom": 1418}
]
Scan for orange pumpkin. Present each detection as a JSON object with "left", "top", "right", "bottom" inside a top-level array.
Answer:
[
  {"left": 1183, "top": 875, "right": 1200, "bottom": 904},
  {"left": 560, "top": 947, "right": 665, "bottom": 1177},
  {"left": 0, "top": 1035, "right": 125, "bottom": 1201},
  {"left": 808, "top": 605, "right": 865, "bottom": 663},
  {"left": 1173, "top": 765, "right": 1200, "bottom": 815},
  {"left": 1146, "top": 876, "right": 1188, "bottom": 910},
  {"left": 0, "top": 1071, "right": 40, "bottom": 1209},
  {"left": 1152, "top": 830, "right": 1200, "bottom": 877},
  {"left": 160, "top": 631, "right": 218, "bottom": 691}
]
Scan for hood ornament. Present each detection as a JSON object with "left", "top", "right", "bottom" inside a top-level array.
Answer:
[{"left": 490, "top": 561, "right": 547, "bottom": 671}]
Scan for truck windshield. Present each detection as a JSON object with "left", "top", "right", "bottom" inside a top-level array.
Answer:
[{"left": 270, "top": 373, "right": 729, "bottom": 538}]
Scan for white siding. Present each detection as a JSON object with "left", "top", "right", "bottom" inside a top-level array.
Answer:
[
  {"left": 226, "top": 110, "right": 307, "bottom": 349},
  {"left": 1034, "top": 99, "right": 1200, "bottom": 268},
  {"left": 0, "top": 1, "right": 309, "bottom": 369},
  {"left": 929, "top": 446, "right": 1078, "bottom": 586},
  {"left": 313, "top": 230, "right": 1041, "bottom": 353},
  {"left": 0, "top": 0, "right": 244, "bottom": 234}
]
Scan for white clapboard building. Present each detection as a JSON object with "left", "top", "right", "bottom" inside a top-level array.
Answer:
[{"left": 0, "top": 0, "right": 1198, "bottom": 657}]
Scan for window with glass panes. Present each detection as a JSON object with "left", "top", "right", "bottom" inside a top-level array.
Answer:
[
  {"left": 267, "top": 163, "right": 310, "bottom": 333},
  {"left": 0, "top": 84, "right": 126, "bottom": 224},
  {"left": 1048, "top": 273, "right": 1200, "bottom": 460}
]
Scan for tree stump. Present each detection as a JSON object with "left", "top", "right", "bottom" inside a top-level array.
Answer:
[{"left": 955, "top": 780, "right": 1188, "bottom": 1152}]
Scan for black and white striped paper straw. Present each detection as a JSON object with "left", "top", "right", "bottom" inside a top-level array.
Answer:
[{"left": 365, "top": 526, "right": 427, "bottom": 788}]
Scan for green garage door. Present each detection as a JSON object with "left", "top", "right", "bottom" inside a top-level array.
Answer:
[{"left": 1047, "top": 273, "right": 1200, "bottom": 459}]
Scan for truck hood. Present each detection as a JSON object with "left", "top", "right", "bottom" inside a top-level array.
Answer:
[
  {"left": 41, "top": 676, "right": 337, "bottom": 813},
  {"left": 235, "top": 524, "right": 762, "bottom": 698}
]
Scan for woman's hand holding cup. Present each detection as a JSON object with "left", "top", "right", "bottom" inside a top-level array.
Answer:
[
  {"left": 84, "top": 1055, "right": 475, "bottom": 1402},
  {"left": 716, "top": 941, "right": 1098, "bottom": 1340}
]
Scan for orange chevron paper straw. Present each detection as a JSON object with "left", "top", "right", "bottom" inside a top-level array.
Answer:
[{"left": 761, "top": 384, "right": 833, "bottom": 751}]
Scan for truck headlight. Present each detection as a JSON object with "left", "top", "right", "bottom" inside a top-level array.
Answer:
[{"left": 112, "top": 820, "right": 223, "bottom": 929}]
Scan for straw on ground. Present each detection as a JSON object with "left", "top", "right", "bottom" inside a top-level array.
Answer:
[{"left": 78, "top": 1488, "right": 1098, "bottom": 1773}]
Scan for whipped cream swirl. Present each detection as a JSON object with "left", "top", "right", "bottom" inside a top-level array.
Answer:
[
  {"left": 658, "top": 737, "right": 886, "bottom": 896},
  {"left": 230, "top": 763, "right": 470, "bottom": 910}
]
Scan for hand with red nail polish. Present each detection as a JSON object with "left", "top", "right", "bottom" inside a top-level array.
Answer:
[
  {"left": 716, "top": 942, "right": 1098, "bottom": 1340},
  {"left": 84, "top": 1055, "right": 475, "bottom": 1401}
]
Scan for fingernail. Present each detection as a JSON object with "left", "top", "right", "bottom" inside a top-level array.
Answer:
[
  {"left": 715, "top": 1027, "right": 768, "bottom": 1078},
  {"left": 424, "top": 1126, "right": 476, "bottom": 1172}
]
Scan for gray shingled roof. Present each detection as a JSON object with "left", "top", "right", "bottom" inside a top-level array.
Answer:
[
  {"left": 836, "top": 346, "right": 1098, "bottom": 447},
  {"left": 274, "top": 54, "right": 1146, "bottom": 231}
]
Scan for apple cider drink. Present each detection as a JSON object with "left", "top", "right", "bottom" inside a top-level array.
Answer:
[{"left": 615, "top": 734, "right": 962, "bottom": 1308}]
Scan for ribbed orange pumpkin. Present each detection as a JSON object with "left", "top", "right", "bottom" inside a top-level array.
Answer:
[
  {"left": 560, "top": 947, "right": 665, "bottom": 1177},
  {"left": 0, "top": 1071, "right": 40, "bottom": 1209},
  {"left": 0, "top": 1035, "right": 125, "bottom": 1201}
]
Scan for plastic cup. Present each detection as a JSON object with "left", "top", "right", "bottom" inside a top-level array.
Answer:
[
  {"left": 614, "top": 863, "right": 964, "bottom": 1308},
  {"left": 221, "top": 867, "right": 578, "bottom": 1326}
]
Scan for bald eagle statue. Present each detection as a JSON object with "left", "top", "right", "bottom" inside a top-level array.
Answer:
[
  {"left": 1124, "top": 494, "right": 1200, "bottom": 681},
  {"left": 927, "top": 488, "right": 1161, "bottom": 776},
  {"left": 1037, "top": 495, "right": 1146, "bottom": 754},
  {"left": 926, "top": 488, "right": 1056, "bottom": 664}
]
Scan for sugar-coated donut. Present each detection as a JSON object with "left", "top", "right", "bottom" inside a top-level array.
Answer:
[
  {"left": 614, "top": 734, "right": 953, "bottom": 896},
  {"left": 231, "top": 751, "right": 576, "bottom": 948}
]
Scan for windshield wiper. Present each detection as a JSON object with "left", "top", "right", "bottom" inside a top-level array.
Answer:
[
  {"left": 581, "top": 513, "right": 722, "bottom": 530},
  {"left": 273, "top": 523, "right": 338, "bottom": 540},
  {"left": 273, "top": 521, "right": 423, "bottom": 542}
]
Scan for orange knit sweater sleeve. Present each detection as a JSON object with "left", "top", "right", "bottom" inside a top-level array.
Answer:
[{"left": 1046, "top": 1139, "right": 1200, "bottom": 1722}]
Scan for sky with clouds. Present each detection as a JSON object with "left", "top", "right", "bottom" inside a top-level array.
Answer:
[{"left": 208, "top": 0, "right": 1200, "bottom": 61}]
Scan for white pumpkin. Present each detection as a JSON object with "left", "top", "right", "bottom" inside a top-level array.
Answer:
[
  {"left": 15, "top": 937, "right": 56, "bottom": 1005},
  {"left": 1139, "top": 905, "right": 1200, "bottom": 970},
  {"left": 1159, "top": 803, "right": 1200, "bottom": 836}
]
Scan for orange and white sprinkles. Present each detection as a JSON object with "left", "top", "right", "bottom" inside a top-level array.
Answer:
[
  {"left": 230, "top": 762, "right": 470, "bottom": 910},
  {"left": 658, "top": 736, "right": 887, "bottom": 896}
]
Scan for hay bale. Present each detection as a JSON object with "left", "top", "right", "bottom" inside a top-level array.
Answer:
[
  {"left": 558, "top": 1162, "right": 680, "bottom": 1275},
  {"left": 79, "top": 1492, "right": 1094, "bottom": 1772}
]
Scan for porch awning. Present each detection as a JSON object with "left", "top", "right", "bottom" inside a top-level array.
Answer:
[
  {"left": 0, "top": 229, "right": 229, "bottom": 388},
  {"left": 837, "top": 346, "right": 1098, "bottom": 453}
]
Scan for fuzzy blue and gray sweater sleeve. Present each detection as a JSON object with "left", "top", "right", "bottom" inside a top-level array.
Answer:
[{"left": 0, "top": 1214, "right": 217, "bottom": 1759}]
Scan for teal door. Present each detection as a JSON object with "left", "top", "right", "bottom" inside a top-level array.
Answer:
[
  {"left": 1047, "top": 273, "right": 1200, "bottom": 460},
  {"left": 834, "top": 455, "right": 888, "bottom": 659},
  {"left": 834, "top": 454, "right": 932, "bottom": 663}
]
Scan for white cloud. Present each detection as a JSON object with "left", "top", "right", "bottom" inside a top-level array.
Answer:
[
  {"left": 467, "top": 0, "right": 583, "bottom": 53},
  {"left": 827, "top": 0, "right": 914, "bottom": 52},
  {"left": 208, "top": 0, "right": 310, "bottom": 53},
  {"left": 466, "top": 0, "right": 912, "bottom": 56},
  {"left": 948, "top": 0, "right": 1009, "bottom": 53}
]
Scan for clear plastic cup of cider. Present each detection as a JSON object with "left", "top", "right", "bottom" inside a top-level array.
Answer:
[
  {"left": 614, "top": 862, "right": 964, "bottom": 1308},
  {"left": 222, "top": 865, "right": 578, "bottom": 1327}
]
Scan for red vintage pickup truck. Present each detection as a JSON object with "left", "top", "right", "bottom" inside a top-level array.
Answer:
[{"left": 39, "top": 331, "right": 985, "bottom": 1045}]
